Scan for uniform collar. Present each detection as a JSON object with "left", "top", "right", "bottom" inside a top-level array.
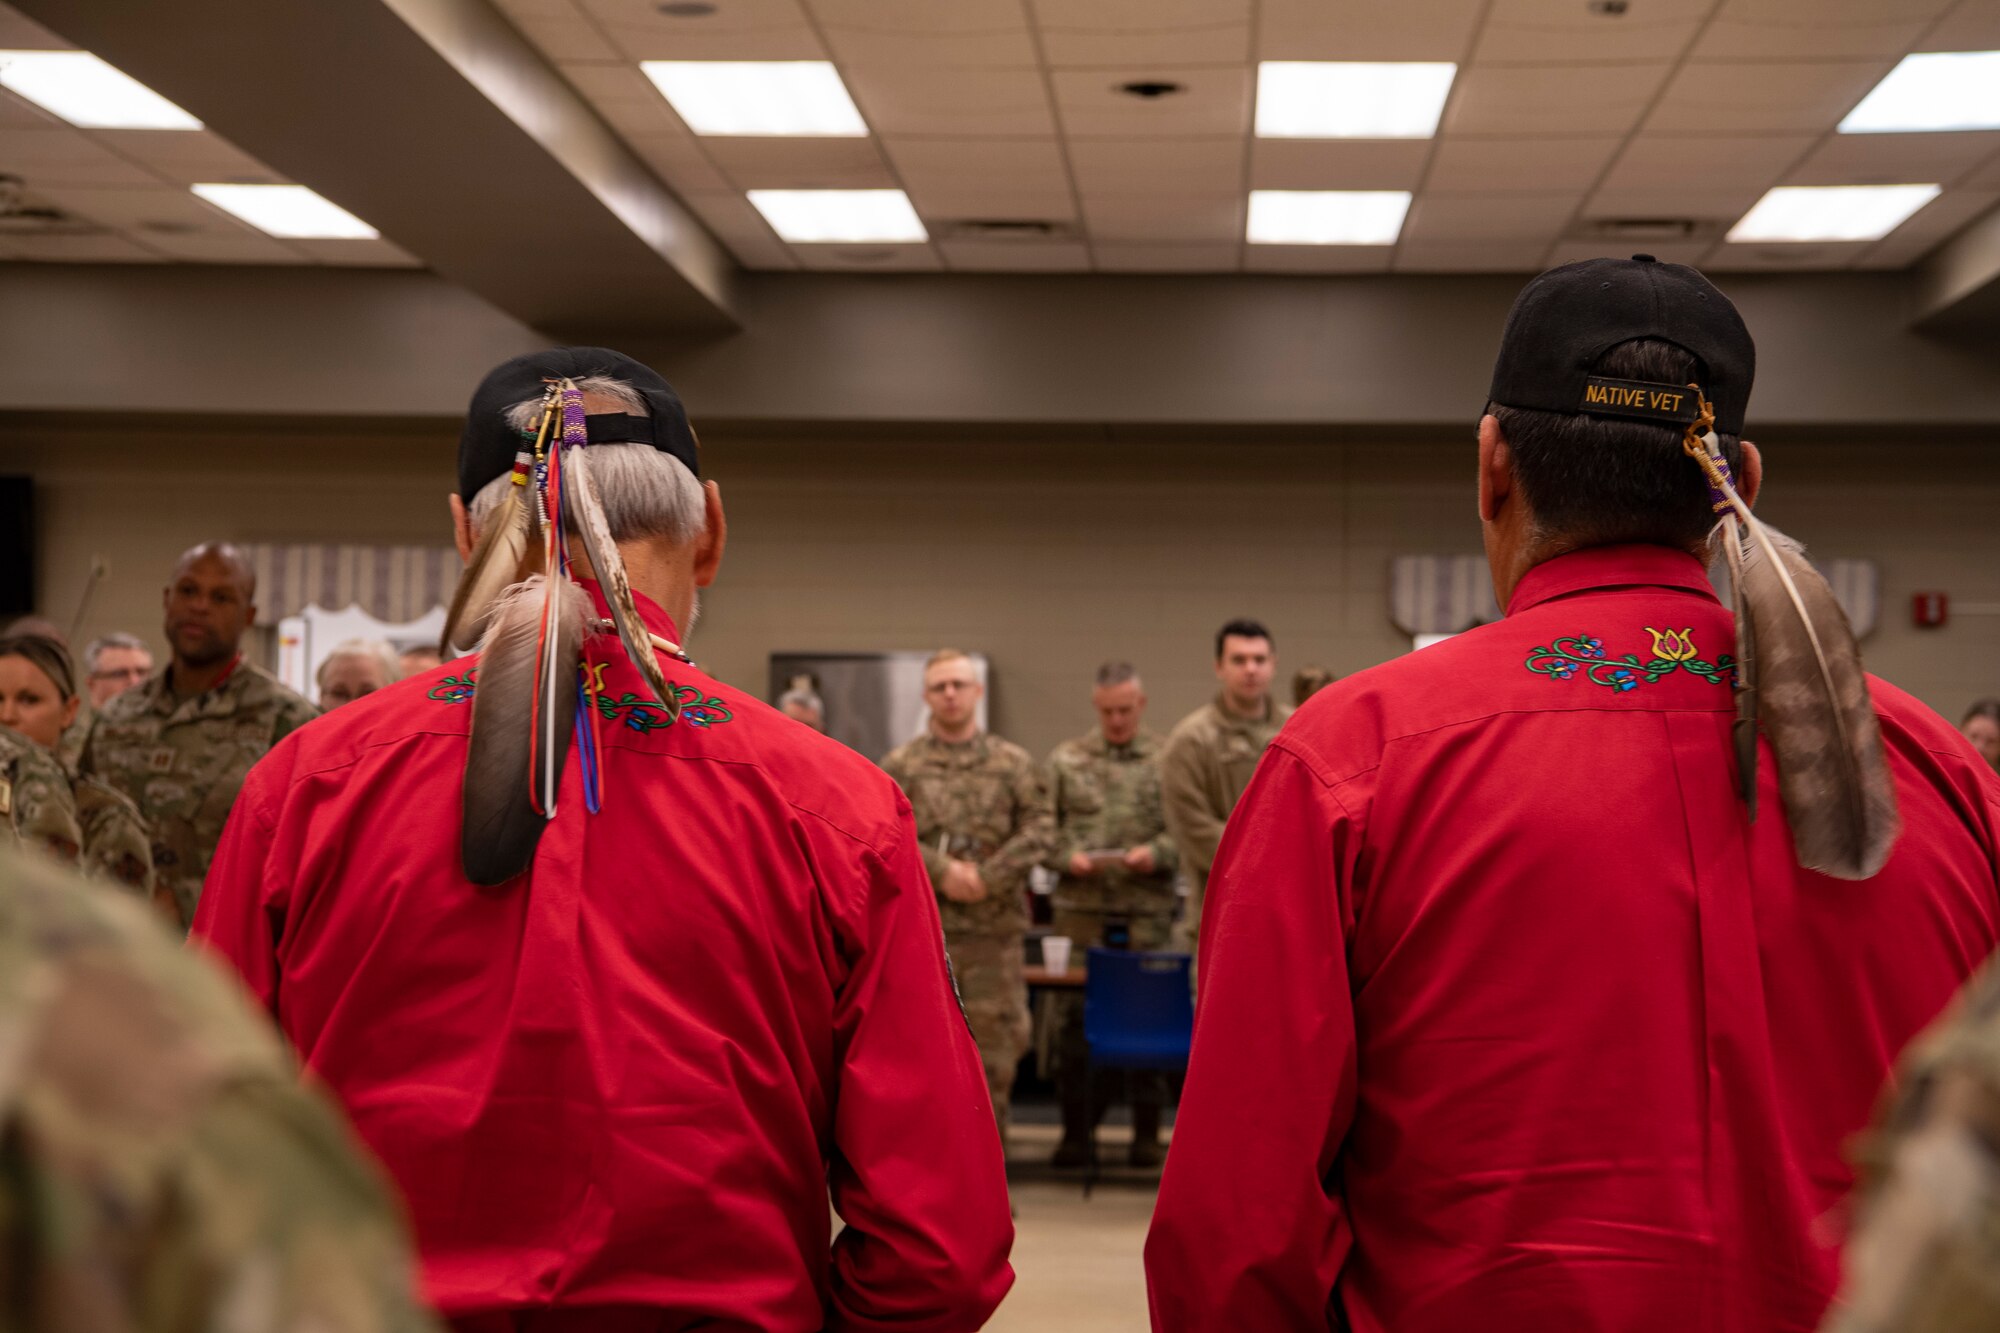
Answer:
[
  {"left": 1211, "top": 692, "right": 1275, "bottom": 726},
  {"left": 1091, "top": 727, "right": 1149, "bottom": 757},
  {"left": 144, "top": 655, "right": 252, "bottom": 719},
  {"left": 1507, "top": 544, "right": 1718, "bottom": 617}
]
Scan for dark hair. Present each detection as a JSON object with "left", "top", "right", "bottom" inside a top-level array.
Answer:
[
  {"left": 1965, "top": 698, "right": 2000, "bottom": 727},
  {"left": 1491, "top": 338, "right": 1746, "bottom": 551},
  {"left": 1215, "top": 619, "right": 1273, "bottom": 661},
  {"left": 0, "top": 634, "right": 76, "bottom": 702}
]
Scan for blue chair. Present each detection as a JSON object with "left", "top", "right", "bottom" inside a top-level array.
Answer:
[{"left": 1081, "top": 947, "right": 1194, "bottom": 1195}]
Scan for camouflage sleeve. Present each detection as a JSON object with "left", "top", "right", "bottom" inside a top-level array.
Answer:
[
  {"left": 880, "top": 750, "right": 948, "bottom": 890},
  {"left": 1821, "top": 958, "right": 2000, "bottom": 1333},
  {"left": 1, "top": 738, "right": 82, "bottom": 867},
  {"left": 1043, "top": 753, "right": 1085, "bottom": 869},
  {"left": 1142, "top": 757, "right": 1180, "bottom": 872},
  {"left": 1159, "top": 729, "right": 1225, "bottom": 877},
  {"left": 984, "top": 750, "right": 1054, "bottom": 886},
  {"left": 74, "top": 777, "right": 157, "bottom": 902},
  {"left": 271, "top": 694, "right": 321, "bottom": 746}
]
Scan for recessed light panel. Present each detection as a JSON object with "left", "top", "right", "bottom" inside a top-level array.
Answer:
[
  {"left": 192, "top": 184, "right": 380, "bottom": 239},
  {"left": 0, "top": 50, "right": 200, "bottom": 129},
  {"left": 1247, "top": 190, "right": 1412, "bottom": 245},
  {"left": 1840, "top": 51, "right": 2000, "bottom": 133},
  {"left": 1255, "top": 62, "right": 1456, "bottom": 139},
  {"left": 1726, "top": 185, "right": 1940, "bottom": 243},
  {"left": 748, "top": 189, "right": 926, "bottom": 243},
  {"left": 641, "top": 61, "right": 867, "bottom": 136}
]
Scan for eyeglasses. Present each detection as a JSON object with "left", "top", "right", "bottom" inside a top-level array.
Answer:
[{"left": 89, "top": 667, "right": 150, "bottom": 683}]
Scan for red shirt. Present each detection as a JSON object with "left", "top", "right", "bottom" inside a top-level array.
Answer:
[
  {"left": 1145, "top": 545, "right": 2000, "bottom": 1333},
  {"left": 194, "top": 584, "right": 1014, "bottom": 1332}
]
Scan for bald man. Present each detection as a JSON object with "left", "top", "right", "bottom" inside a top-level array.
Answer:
[{"left": 79, "top": 544, "right": 317, "bottom": 931}]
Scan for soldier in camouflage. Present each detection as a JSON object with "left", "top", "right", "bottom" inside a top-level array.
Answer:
[
  {"left": 0, "top": 723, "right": 82, "bottom": 865},
  {"left": 1044, "top": 661, "right": 1179, "bottom": 1168},
  {"left": 80, "top": 543, "right": 317, "bottom": 931},
  {"left": 1821, "top": 954, "right": 2000, "bottom": 1333},
  {"left": 880, "top": 648, "right": 1053, "bottom": 1151},
  {"left": 0, "top": 634, "right": 156, "bottom": 906},
  {"left": 1159, "top": 618, "right": 1289, "bottom": 954},
  {"left": 0, "top": 843, "right": 441, "bottom": 1333}
]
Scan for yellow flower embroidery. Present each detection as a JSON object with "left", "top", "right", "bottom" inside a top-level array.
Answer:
[{"left": 1647, "top": 627, "right": 1698, "bottom": 662}]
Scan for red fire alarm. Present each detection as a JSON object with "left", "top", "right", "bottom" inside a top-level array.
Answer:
[{"left": 1913, "top": 592, "right": 1949, "bottom": 628}]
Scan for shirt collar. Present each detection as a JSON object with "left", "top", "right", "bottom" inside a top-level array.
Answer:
[
  {"left": 1507, "top": 544, "right": 1719, "bottom": 617},
  {"left": 578, "top": 579, "right": 684, "bottom": 655}
]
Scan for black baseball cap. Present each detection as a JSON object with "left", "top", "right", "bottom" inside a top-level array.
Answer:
[
  {"left": 1488, "top": 255, "right": 1756, "bottom": 435},
  {"left": 458, "top": 346, "right": 699, "bottom": 499}
]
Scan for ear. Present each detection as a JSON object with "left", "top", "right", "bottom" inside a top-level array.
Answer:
[
  {"left": 1737, "top": 440, "right": 1763, "bottom": 510},
  {"left": 450, "top": 492, "right": 474, "bottom": 562},
  {"left": 59, "top": 694, "right": 79, "bottom": 732},
  {"left": 692, "top": 482, "right": 727, "bottom": 588},
  {"left": 1478, "top": 414, "right": 1515, "bottom": 524}
]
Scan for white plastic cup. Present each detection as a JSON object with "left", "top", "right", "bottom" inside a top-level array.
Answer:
[{"left": 1043, "top": 935, "right": 1073, "bottom": 974}]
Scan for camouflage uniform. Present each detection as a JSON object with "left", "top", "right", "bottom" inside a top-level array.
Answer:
[
  {"left": 1158, "top": 694, "right": 1289, "bottom": 951},
  {"left": 0, "top": 844, "right": 441, "bottom": 1333},
  {"left": 1822, "top": 956, "right": 2000, "bottom": 1333},
  {"left": 1045, "top": 726, "right": 1179, "bottom": 1161},
  {"left": 880, "top": 732, "right": 1054, "bottom": 1146},
  {"left": 80, "top": 660, "right": 317, "bottom": 931},
  {"left": 71, "top": 770, "right": 157, "bottom": 907},
  {"left": 0, "top": 724, "right": 82, "bottom": 866}
]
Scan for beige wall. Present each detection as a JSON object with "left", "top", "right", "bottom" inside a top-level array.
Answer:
[{"left": 4, "top": 421, "right": 1998, "bottom": 759}]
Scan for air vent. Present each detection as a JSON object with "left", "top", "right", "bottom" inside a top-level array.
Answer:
[
  {"left": 1572, "top": 217, "right": 1721, "bottom": 243},
  {"left": 939, "top": 218, "right": 1078, "bottom": 243}
]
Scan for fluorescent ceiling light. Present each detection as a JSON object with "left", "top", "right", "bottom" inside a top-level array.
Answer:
[
  {"left": 641, "top": 61, "right": 866, "bottom": 136},
  {"left": 1255, "top": 62, "right": 1456, "bottom": 139},
  {"left": 192, "top": 183, "right": 379, "bottom": 239},
  {"left": 0, "top": 49, "right": 200, "bottom": 129},
  {"left": 749, "top": 189, "right": 925, "bottom": 243},
  {"left": 1726, "top": 184, "right": 1939, "bottom": 243},
  {"left": 1247, "top": 190, "right": 1411, "bottom": 245},
  {"left": 1840, "top": 51, "right": 2000, "bottom": 133}
]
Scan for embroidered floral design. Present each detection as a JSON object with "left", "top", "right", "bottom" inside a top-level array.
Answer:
[
  {"left": 1526, "top": 629, "right": 1734, "bottom": 691},
  {"left": 428, "top": 671, "right": 478, "bottom": 703},
  {"left": 431, "top": 666, "right": 733, "bottom": 729}
]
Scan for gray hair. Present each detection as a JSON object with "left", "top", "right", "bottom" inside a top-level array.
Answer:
[
  {"left": 1095, "top": 660, "right": 1141, "bottom": 689},
  {"left": 778, "top": 687, "right": 824, "bottom": 714},
  {"left": 468, "top": 375, "right": 705, "bottom": 549},
  {"left": 83, "top": 631, "right": 149, "bottom": 673},
  {"left": 316, "top": 638, "right": 401, "bottom": 689}
]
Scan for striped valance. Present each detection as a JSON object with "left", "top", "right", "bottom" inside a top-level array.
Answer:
[
  {"left": 1389, "top": 555, "right": 1502, "bottom": 636},
  {"left": 245, "top": 544, "right": 460, "bottom": 622}
]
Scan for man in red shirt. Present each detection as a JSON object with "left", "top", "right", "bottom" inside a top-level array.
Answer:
[
  {"left": 1145, "top": 257, "right": 2000, "bottom": 1332},
  {"left": 193, "top": 348, "right": 1014, "bottom": 1332}
]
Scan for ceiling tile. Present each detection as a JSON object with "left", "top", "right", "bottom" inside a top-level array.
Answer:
[
  {"left": 7, "top": 232, "right": 161, "bottom": 262},
  {"left": 1052, "top": 66, "right": 1252, "bottom": 137},
  {"left": 1424, "top": 135, "right": 1620, "bottom": 192},
  {"left": 508, "top": 12, "right": 625, "bottom": 61},
  {"left": 1444, "top": 63, "right": 1672, "bottom": 137},
  {"left": 88, "top": 128, "right": 279, "bottom": 185},
  {"left": 1081, "top": 191, "right": 1241, "bottom": 242},
  {"left": 792, "top": 241, "right": 943, "bottom": 270},
  {"left": 1858, "top": 189, "right": 2000, "bottom": 267},
  {"left": 939, "top": 238, "right": 1091, "bottom": 270},
  {"left": 1597, "top": 134, "right": 1818, "bottom": 192},
  {"left": 1257, "top": 0, "right": 1485, "bottom": 62},
  {"left": 1702, "top": 238, "right": 1875, "bottom": 270},
  {"left": 581, "top": 0, "right": 825, "bottom": 60},
  {"left": 849, "top": 66, "right": 1057, "bottom": 136},
  {"left": 1690, "top": 0, "right": 1950, "bottom": 61},
  {"left": 819, "top": 24, "right": 1037, "bottom": 68},
  {"left": 1543, "top": 238, "right": 1711, "bottom": 267},
  {"left": 625, "top": 132, "right": 733, "bottom": 193},
  {"left": 1032, "top": 0, "right": 1251, "bottom": 67},
  {"left": 1393, "top": 240, "right": 1550, "bottom": 271},
  {"left": 1248, "top": 137, "right": 1430, "bottom": 190},
  {"left": 1786, "top": 131, "right": 2000, "bottom": 187},
  {"left": 1066, "top": 137, "right": 1243, "bottom": 196},
  {"left": 1918, "top": 2, "right": 2000, "bottom": 52},
  {"left": 1645, "top": 59, "right": 1892, "bottom": 134},
  {"left": 1473, "top": 0, "right": 1709, "bottom": 64},
  {"left": 1242, "top": 243, "right": 1392, "bottom": 272},
  {"left": 1401, "top": 191, "right": 1584, "bottom": 242},
  {"left": 704, "top": 136, "right": 896, "bottom": 189},
  {"left": 884, "top": 135, "right": 1068, "bottom": 187},
  {"left": 1582, "top": 186, "right": 1766, "bottom": 225},
  {"left": 0, "top": 5, "right": 66, "bottom": 47},
  {"left": 290, "top": 237, "right": 424, "bottom": 267},
  {"left": 0, "top": 128, "right": 158, "bottom": 187},
  {"left": 1094, "top": 241, "right": 1241, "bottom": 271},
  {"left": 679, "top": 189, "right": 800, "bottom": 268},
  {"left": 0, "top": 88, "right": 57, "bottom": 129}
]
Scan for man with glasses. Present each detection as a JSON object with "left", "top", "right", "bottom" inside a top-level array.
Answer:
[{"left": 83, "top": 632, "right": 154, "bottom": 708}]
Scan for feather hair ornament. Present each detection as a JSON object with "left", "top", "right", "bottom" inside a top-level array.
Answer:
[
  {"left": 440, "top": 447, "right": 539, "bottom": 655},
  {"left": 561, "top": 442, "right": 680, "bottom": 723},
  {"left": 1684, "top": 393, "right": 1900, "bottom": 879}
]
